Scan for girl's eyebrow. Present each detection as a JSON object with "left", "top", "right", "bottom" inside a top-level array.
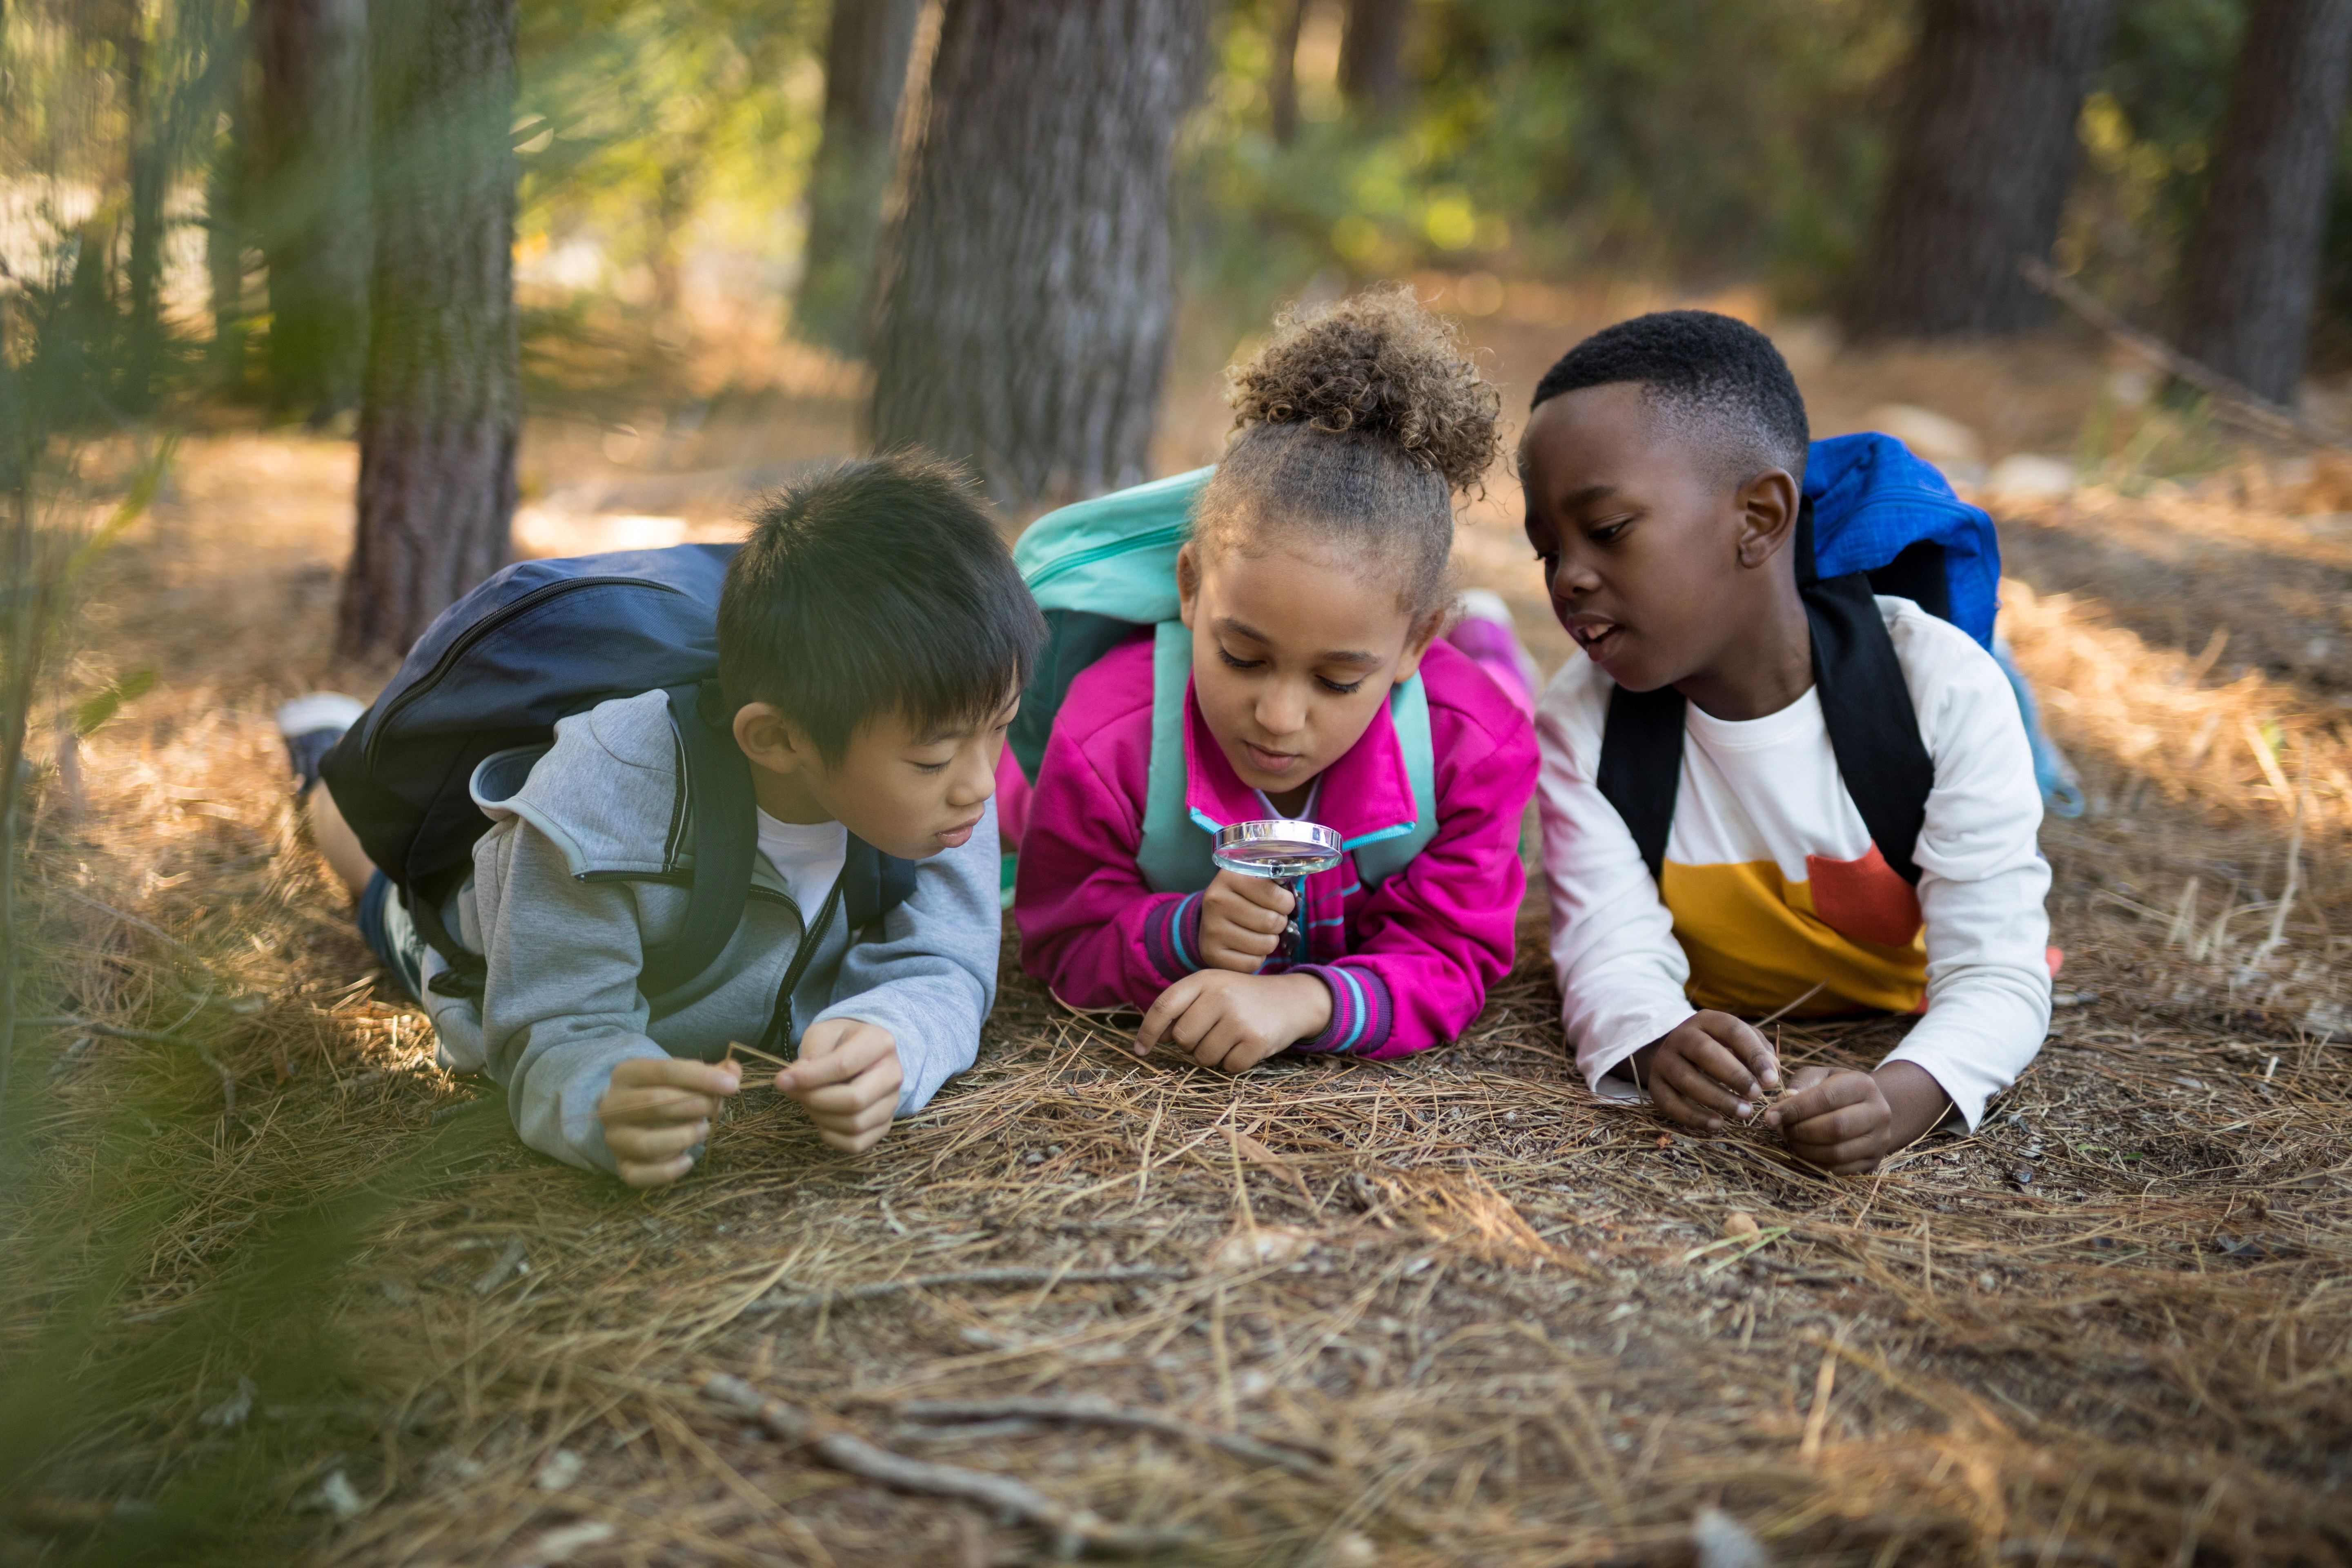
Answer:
[{"left": 1216, "top": 615, "right": 1378, "bottom": 667}]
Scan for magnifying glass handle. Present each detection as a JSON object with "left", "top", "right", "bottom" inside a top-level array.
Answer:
[{"left": 1278, "top": 873, "right": 1310, "bottom": 963}]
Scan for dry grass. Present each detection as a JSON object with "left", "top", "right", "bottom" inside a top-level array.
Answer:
[{"left": 2, "top": 423, "right": 2349, "bottom": 1568}]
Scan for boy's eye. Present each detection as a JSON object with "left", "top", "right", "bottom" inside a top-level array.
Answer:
[
  {"left": 912, "top": 757, "right": 951, "bottom": 775},
  {"left": 1216, "top": 646, "right": 1264, "bottom": 671}
]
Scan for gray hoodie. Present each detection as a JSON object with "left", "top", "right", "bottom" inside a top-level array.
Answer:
[{"left": 416, "top": 688, "right": 1000, "bottom": 1174}]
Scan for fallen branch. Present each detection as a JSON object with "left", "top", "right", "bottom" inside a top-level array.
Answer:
[
  {"left": 743, "top": 1264, "right": 1186, "bottom": 1316},
  {"left": 697, "top": 1372, "right": 1191, "bottom": 1557},
  {"left": 2019, "top": 257, "right": 2350, "bottom": 453},
  {"left": 889, "top": 1396, "right": 1328, "bottom": 1477}
]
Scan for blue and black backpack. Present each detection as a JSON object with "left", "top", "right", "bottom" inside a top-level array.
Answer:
[{"left": 317, "top": 544, "right": 916, "bottom": 1002}]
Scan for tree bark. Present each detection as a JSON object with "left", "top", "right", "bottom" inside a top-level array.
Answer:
[
  {"left": 339, "top": 0, "right": 520, "bottom": 662},
  {"left": 254, "top": 0, "right": 372, "bottom": 423},
  {"left": 120, "top": 2, "right": 165, "bottom": 410},
  {"left": 205, "top": 50, "right": 251, "bottom": 394},
  {"left": 795, "top": 0, "right": 924, "bottom": 357},
  {"left": 1842, "top": 0, "right": 2115, "bottom": 341},
  {"left": 1338, "top": 0, "right": 1410, "bottom": 117},
  {"left": 869, "top": 0, "right": 1209, "bottom": 510},
  {"left": 2172, "top": 0, "right": 2352, "bottom": 405},
  {"left": 1268, "top": 0, "right": 1305, "bottom": 145}
]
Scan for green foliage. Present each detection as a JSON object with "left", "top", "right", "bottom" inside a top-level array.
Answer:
[
  {"left": 514, "top": 0, "right": 828, "bottom": 321},
  {"left": 1183, "top": 0, "right": 1907, "bottom": 320}
]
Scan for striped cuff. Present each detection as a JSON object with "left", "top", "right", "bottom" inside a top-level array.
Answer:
[
  {"left": 1289, "top": 964, "right": 1392, "bottom": 1056},
  {"left": 1142, "top": 891, "right": 1205, "bottom": 983}
]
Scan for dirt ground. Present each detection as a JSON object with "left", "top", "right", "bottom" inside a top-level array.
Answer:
[{"left": 4, "top": 297, "right": 2350, "bottom": 1568}]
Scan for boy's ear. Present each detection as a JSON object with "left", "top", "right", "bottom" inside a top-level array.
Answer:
[
  {"left": 1734, "top": 468, "right": 1801, "bottom": 570},
  {"left": 1175, "top": 540, "right": 1202, "bottom": 628},
  {"left": 732, "top": 702, "right": 809, "bottom": 775}
]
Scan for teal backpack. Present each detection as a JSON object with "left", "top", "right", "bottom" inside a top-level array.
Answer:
[{"left": 1008, "top": 467, "right": 1439, "bottom": 893}]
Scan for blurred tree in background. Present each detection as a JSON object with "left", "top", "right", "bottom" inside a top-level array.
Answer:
[
  {"left": 253, "top": 0, "right": 370, "bottom": 423},
  {"left": 869, "top": 0, "right": 1210, "bottom": 509},
  {"left": 340, "top": 0, "right": 521, "bottom": 660},
  {"left": 793, "top": 0, "right": 922, "bottom": 356},
  {"left": 1842, "top": 0, "right": 2115, "bottom": 339},
  {"left": 2171, "top": 0, "right": 2352, "bottom": 403}
]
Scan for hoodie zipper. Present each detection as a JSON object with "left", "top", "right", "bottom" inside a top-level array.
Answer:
[{"left": 363, "top": 576, "right": 686, "bottom": 771}]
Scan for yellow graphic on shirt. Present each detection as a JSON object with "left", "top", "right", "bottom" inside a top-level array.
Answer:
[{"left": 1658, "top": 859, "right": 1927, "bottom": 1017}]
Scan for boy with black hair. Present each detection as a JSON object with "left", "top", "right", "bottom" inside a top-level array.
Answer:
[
  {"left": 283, "top": 454, "right": 1041, "bottom": 1185},
  {"left": 1524, "top": 311, "right": 2051, "bottom": 1173}
]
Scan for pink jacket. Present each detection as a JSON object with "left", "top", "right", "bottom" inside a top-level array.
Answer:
[{"left": 1013, "top": 636, "right": 1537, "bottom": 1058}]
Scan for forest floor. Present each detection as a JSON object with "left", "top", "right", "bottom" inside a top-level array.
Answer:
[{"left": 3, "top": 290, "right": 2350, "bottom": 1568}]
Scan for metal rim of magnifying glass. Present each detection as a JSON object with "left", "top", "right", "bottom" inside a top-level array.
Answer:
[{"left": 1212, "top": 818, "right": 1343, "bottom": 870}]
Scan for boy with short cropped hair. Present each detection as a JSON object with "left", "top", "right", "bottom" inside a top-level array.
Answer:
[
  {"left": 1524, "top": 312, "right": 2051, "bottom": 1172},
  {"left": 284, "top": 454, "right": 1042, "bottom": 1185}
]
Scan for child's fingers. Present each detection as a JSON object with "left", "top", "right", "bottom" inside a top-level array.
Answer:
[
  {"left": 608, "top": 1118, "right": 708, "bottom": 1164},
  {"left": 1697, "top": 1012, "right": 1780, "bottom": 1090},
  {"left": 812, "top": 1096, "right": 895, "bottom": 1140},
  {"left": 1221, "top": 900, "right": 1289, "bottom": 937},
  {"left": 611, "top": 1056, "right": 742, "bottom": 1098},
  {"left": 1768, "top": 1069, "right": 1868, "bottom": 1128},
  {"left": 1187, "top": 1012, "right": 1257, "bottom": 1072},
  {"left": 1137, "top": 976, "right": 1206, "bottom": 1054},
  {"left": 1646, "top": 1069, "right": 1719, "bottom": 1130},
  {"left": 793, "top": 1056, "right": 904, "bottom": 1117},
  {"left": 1668, "top": 1038, "right": 1762, "bottom": 1115},
  {"left": 1219, "top": 872, "right": 1294, "bottom": 916},
  {"left": 773, "top": 1025, "right": 894, "bottom": 1093},
  {"left": 615, "top": 1153, "right": 696, "bottom": 1188},
  {"left": 601, "top": 1085, "right": 725, "bottom": 1126}
]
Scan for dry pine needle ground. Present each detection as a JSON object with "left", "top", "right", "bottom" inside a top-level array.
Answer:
[{"left": 0, "top": 431, "right": 2348, "bottom": 1568}]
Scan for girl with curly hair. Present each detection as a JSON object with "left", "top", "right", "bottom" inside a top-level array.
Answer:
[{"left": 1013, "top": 288, "right": 1540, "bottom": 1071}]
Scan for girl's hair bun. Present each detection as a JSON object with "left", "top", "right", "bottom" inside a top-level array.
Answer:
[{"left": 1225, "top": 284, "right": 1503, "bottom": 494}]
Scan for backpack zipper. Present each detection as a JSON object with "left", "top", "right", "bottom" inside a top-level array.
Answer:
[
  {"left": 362, "top": 576, "right": 687, "bottom": 771},
  {"left": 1021, "top": 521, "right": 1190, "bottom": 590}
]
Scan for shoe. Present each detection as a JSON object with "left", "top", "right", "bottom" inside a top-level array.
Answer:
[{"left": 276, "top": 693, "right": 366, "bottom": 797}]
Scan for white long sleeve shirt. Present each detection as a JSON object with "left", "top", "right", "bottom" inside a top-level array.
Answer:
[{"left": 1536, "top": 596, "right": 2052, "bottom": 1129}]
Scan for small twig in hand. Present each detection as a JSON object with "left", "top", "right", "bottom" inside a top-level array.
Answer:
[
  {"left": 1754, "top": 980, "right": 1829, "bottom": 1033},
  {"left": 724, "top": 1038, "right": 792, "bottom": 1069},
  {"left": 698, "top": 1372, "right": 1192, "bottom": 1557},
  {"left": 889, "top": 1397, "right": 1327, "bottom": 1477},
  {"left": 743, "top": 1265, "right": 1186, "bottom": 1316}
]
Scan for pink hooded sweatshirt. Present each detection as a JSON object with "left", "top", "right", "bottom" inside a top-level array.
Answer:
[{"left": 1013, "top": 635, "right": 1537, "bottom": 1058}]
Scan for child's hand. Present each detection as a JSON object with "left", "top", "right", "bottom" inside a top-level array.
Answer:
[
  {"left": 1198, "top": 871, "right": 1292, "bottom": 972},
  {"left": 1765, "top": 1062, "right": 1947, "bottom": 1174},
  {"left": 598, "top": 1056, "right": 742, "bottom": 1187},
  {"left": 773, "top": 1018, "right": 903, "bottom": 1153},
  {"left": 1136, "top": 971, "right": 1331, "bottom": 1073},
  {"left": 1640, "top": 1011, "right": 1780, "bottom": 1131}
]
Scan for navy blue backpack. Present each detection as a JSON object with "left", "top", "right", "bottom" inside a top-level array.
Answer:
[{"left": 318, "top": 545, "right": 915, "bottom": 1000}]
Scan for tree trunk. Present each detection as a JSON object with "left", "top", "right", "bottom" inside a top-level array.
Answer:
[
  {"left": 254, "top": 0, "right": 372, "bottom": 424},
  {"left": 1842, "top": 0, "right": 2114, "bottom": 340},
  {"left": 1337, "top": 0, "right": 1410, "bottom": 117},
  {"left": 206, "top": 52, "right": 251, "bottom": 394},
  {"left": 1268, "top": 0, "right": 1305, "bottom": 145},
  {"left": 2172, "top": 0, "right": 2352, "bottom": 405},
  {"left": 869, "top": 0, "right": 1209, "bottom": 510},
  {"left": 795, "top": 0, "right": 924, "bottom": 357},
  {"left": 120, "top": 5, "right": 165, "bottom": 411},
  {"left": 339, "top": 0, "right": 520, "bottom": 662}
]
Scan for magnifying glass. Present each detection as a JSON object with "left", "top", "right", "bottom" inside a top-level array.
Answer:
[{"left": 1212, "top": 819, "right": 1343, "bottom": 964}]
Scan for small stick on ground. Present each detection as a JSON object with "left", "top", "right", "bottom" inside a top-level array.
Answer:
[
  {"left": 744, "top": 1265, "right": 1187, "bottom": 1316},
  {"left": 889, "top": 1396, "right": 1329, "bottom": 1477},
  {"left": 698, "top": 1372, "right": 1192, "bottom": 1557}
]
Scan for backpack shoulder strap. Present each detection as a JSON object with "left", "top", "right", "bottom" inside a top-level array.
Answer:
[
  {"left": 842, "top": 835, "right": 919, "bottom": 934},
  {"left": 1349, "top": 674, "right": 1437, "bottom": 889},
  {"left": 1796, "top": 496, "right": 1935, "bottom": 887},
  {"left": 1595, "top": 682, "right": 1687, "bottom": 886},
  {"left": 1137, "top": 621, "right": 1217, "bottom": 893},
  {"left": 638, "top": 682, "right": 757, "bottom": 998}
]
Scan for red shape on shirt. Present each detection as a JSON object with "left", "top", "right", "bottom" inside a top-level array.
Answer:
[{"left": 1806, "top": 844, "right": 1922, "bottom": 948}]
